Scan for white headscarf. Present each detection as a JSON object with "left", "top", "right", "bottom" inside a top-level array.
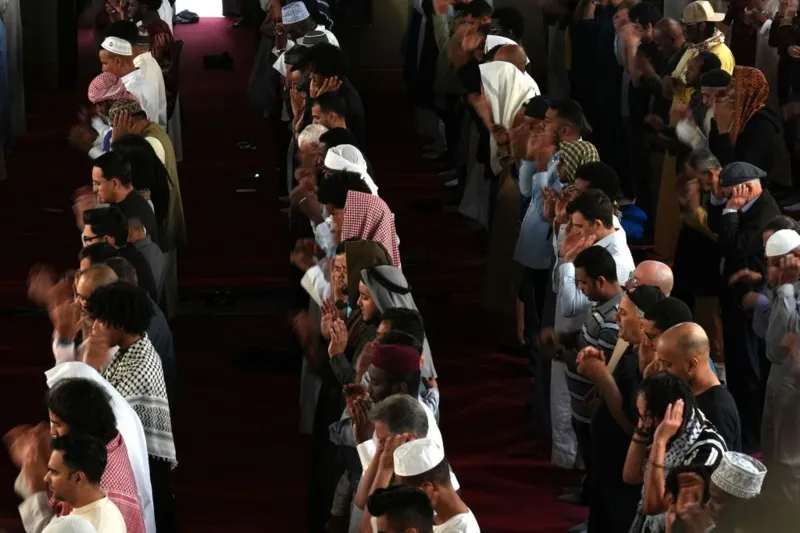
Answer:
[
  {"left": 479, "top": 61, "right": 540, "bottom": 174},
  {"left": 324, "top": 144, "right": 379, "bottom": 195}
]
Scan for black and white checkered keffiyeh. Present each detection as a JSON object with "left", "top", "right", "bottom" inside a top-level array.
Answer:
[{"left": 102, "top": 334, "right": 177, "bottom": 468}]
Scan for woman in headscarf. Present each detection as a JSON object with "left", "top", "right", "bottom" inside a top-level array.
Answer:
[
  {"left": 112, "top": 135, "right": 171, "bottom": 250},
  {"left": 324, "top": 144, "right": 378, "bottom": 195},
  {"left": 360, "top": 265, "right": 438, "bottom": 384},
  {"left": 702, "top": 66, "right": 781, "bottom": 175}
]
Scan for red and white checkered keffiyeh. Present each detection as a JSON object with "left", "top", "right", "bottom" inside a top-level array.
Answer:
[
  {"left": 52, "top": 433, "right": 146, "bottom": 533},
  {"left": 342, "top": 190, "right": 401, "bottom": 268},
  {"left": 88, "top": 73, "right": 134, "bottom": 104}
]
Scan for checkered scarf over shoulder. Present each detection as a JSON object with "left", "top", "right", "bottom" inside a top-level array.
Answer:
[
  {"left": 102, "top": 335, "right": 177, "bottom": 467},
  {"left": 88, "top": 73, "right": 134, "bottom": 104},
  {"left": 341, "top": 190, "right": 401, "bottom": 269}
]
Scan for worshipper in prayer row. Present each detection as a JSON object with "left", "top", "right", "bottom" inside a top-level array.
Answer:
[
  {"left": 7, "top": 377, "right": 149, "bottom": 533},
  {"left": 707, "top": 161, "right": 780, "bottom": 453},
  {"left": 99, "top": 37, "right": 165, "bottom": 131},
  {"left": 71, "top": 72, "right": 133, "bottom": 159},
  {"left": 743, "top": 227, "right": 800, "bottom": 509},
  {"left": 366, "top": 485, "right": 435, "bottom": 533},
  {"left": 23, "top": 434, "right": 128, "bottom": 533},
  {"left": 625, "top": 372, "right": 728, "bottom": 533}
]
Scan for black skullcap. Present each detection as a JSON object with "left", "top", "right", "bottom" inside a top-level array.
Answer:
[
  {"left": 626, "top": 285, "right": 666, "bottom": 314},
  {"left": 643, "top": 297, "right": 693, "bottom": 333},
  {"left": 719, "top": 162, "right": 767, "bottom": 187},
  {"left": 699, "top": 68, "right": 731, "bottom": 89},
  {"left": 525, "top": 96, "right": 551, "bottom": 119}
]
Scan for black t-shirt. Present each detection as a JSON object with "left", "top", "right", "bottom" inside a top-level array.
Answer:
[
  {"left": 590, "top": 350, "right": 641, "bottom": 487},
  {"left": 117, "top": 190, "right": 160, "bottom": 250},
  {"left": 696, "top": 384, "right": 742, "bottom": 452},
  {"left": 119, "top": 245, "right": 159, "bottom": 303}
]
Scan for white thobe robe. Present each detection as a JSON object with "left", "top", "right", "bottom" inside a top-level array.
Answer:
[
  {"left": 133, "top": 52, "right": 167, "bottom": 129},
  {"left": 121, "top": 69, "right": 165, "bottom": 130}
]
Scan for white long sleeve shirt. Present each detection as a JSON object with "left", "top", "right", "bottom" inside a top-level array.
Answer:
[
  {"left": 133, "top": 52, "right": 167, "bottom": 129},
  {"left": 554, "top": 226, "right": 633, "bottom": 334}
]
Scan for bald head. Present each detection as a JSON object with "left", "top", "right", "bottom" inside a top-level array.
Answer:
[
  {"left": 633, "top": 261, "right": 674, "bottom": 296},
  {"left": 659, "top": 323, "right": 710, "bottom": 361},
  {"left": 656, "top": 322, "right": 714, "bottom": 385},
  {"left": 494, "top": 44, "right": 528, "bottom": 73},
  {"left": 78, "top": 265, "right": 119, "bottom": 294},
  {"left": 655, "top": 18, "right": 682, "bottom": 39}
]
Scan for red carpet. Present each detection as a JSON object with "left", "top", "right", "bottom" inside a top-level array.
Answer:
[{"left": 0, "top": 18, "right": 587, "bottom": 532}]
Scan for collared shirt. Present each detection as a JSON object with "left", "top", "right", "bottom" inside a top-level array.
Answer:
[
  {"left": 554, "top": 228, "right": 634, "bottom": 334},
  {"left": 133, "top": 52, "right": 167, "bottom": 129},
  {"left": 121, "top": 69, "right": 163, "bottom": 130},
  {"left": 566, "top": 292, "right": 624, "bottom": 423},
  {"left": 514, "top": 156, "right": 560, "bottom": 269},
  {"left": 71, "top": 497, "right": 127, "bottom": 533}
]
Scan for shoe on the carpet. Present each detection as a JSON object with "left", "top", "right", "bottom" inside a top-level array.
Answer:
[
  {"left": 278, "top": 195, "right": 290, "bottom": 203},
  {"left": 567, "top": 520, "right": 588, "bottom": 533},
  {"left": 280, "top": 207, "right": 290, "bottom": 215},
  {"left": 444, "top": 178, "right": 459, "bottom": 188}
]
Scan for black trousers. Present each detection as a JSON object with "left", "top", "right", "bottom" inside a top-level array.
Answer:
[
  {"left": 521, "top": 268, "right": 553, "bottom": 437},
  {"left": 149, "top": 456, "right": 176, "bottom": 533},
  {"left": 719, "top": 293, "right": 769, "bottom": 453},
  {"left": 572, "top": 418, "right": 593, "bottom": 504}
]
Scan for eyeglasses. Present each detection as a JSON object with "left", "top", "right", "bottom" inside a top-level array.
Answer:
[{"left": 643, "top": 329, "right": 658, "bottom": 343}]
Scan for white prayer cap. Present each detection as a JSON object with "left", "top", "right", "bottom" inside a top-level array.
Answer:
[
  {"left": 711, "top": 451, "right": 767, "bottom": 500},
  {"left": 282, "top": 1, "right": 310, "bottom": 24},
  {"left": 43, "top": 516, "right": 98, "bottom": 533},
  {"left": 393, "top": 438, "right": 445, "bottom": 477},
  {"left": 766, "top": 229, "right": 800, "bottom": 258},
  {"left": 101, "top": 36, "right": 133, "bottom": 57}
]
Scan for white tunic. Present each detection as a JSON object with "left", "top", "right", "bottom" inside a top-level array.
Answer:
[
  {"left": 71, "top": 497, "right": 126, "bottom": 533},
  {"left": 434, "top": 511, "right": 481, "bottom": 533},
  {"left": 121, "top": 69, "right": 164, "bottom": 130},
  {"left": 133, "top": 52, "right": 167, "bottom": 129}
]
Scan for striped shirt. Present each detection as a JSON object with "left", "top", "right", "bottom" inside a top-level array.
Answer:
[{"left": 566, "top": 292, "right": 623, "bottom": 423}]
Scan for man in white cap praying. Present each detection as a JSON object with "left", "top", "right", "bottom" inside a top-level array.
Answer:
[
  {"left": 680, "top": 451, "right": 768, "bottom": 532},
  {"left": 753, "top": 228, "right": 800, "bottom": 509},
  {"left": 99, "top": 36, "right": 162, "bottom": 132},
  {"left": 393, "top": 438, "right": 480, "bottom": 532},
  {"left": 271, "top": 1, "right": 340, "bottom": 78}
]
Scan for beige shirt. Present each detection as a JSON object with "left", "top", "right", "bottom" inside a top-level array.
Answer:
[{"left": 72, "top": 497, "right": 127, "bottom": 533}]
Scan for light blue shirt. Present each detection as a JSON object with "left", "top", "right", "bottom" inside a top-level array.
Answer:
[{"left": 514, "top": 154, "right": 560, "bottom": 269}]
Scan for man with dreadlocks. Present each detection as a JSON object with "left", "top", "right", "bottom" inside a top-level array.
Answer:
[{"left": 84, "top": 281, "right": 177, "bottom": 533}]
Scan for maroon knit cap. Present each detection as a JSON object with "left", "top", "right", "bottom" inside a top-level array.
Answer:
[{"left": 372, "top": 344, "right": 421, "bottom": 374}]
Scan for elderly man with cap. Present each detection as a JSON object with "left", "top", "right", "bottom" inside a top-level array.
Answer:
[
  {"left": 707, "top": 161, "right": 781, "bottom": 453},
  {"left": 656, "top": 323, "right": 742, "bottom": 451},
  {"left": 573, "top": 290, "right": 662, "bottom": 532},
  {"left": 99, "top": 36, "right": 163, "bottom": 131},
  {"left": 679, "top": 451, "right": 768, "bottom": 532},
  {"left": 751, "top": 228, "right": 800, "bottom": 508},
  {"left": 392, "top": 439, "right": 479, "bottom": 532}
]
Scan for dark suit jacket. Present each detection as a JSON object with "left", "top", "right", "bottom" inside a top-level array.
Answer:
[{"left": 708, "top": 191, "right": 781, "bottom": 298}]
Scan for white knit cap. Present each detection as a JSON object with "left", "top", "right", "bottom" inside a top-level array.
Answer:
[
  {"left": 711, "top": 451, "right": 767, "bottom": 500},
  {"left": 765, "top": 229, "right": 800, "bottom": 258},
  {"left": 393, "top": 438, "right": 445, "bottom": 477},
  {"left": 281, "top": 1, "right": 310, "bottom": 24},
  {"left": 43, "top": 516, "right": 98, "bottom": 533},
  {"left": 101, "top": 36, "right": 133, "bottom": 57}
]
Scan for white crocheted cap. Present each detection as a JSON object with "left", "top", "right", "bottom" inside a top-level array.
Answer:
[
  {"left": 281, "top": 1, "right": 310, "bottom": 24},
  {"left": 101, "top": 36, "right": 133, "bottom": 57},
  {"left": 711, "top": 451, "right": 767, "bottom": 500},
  {"left": 393, "top": 438, "right": 444, "bottom": 477},
  {"left": 765, "top": 229, "right": 800, "bottom": 258}
]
